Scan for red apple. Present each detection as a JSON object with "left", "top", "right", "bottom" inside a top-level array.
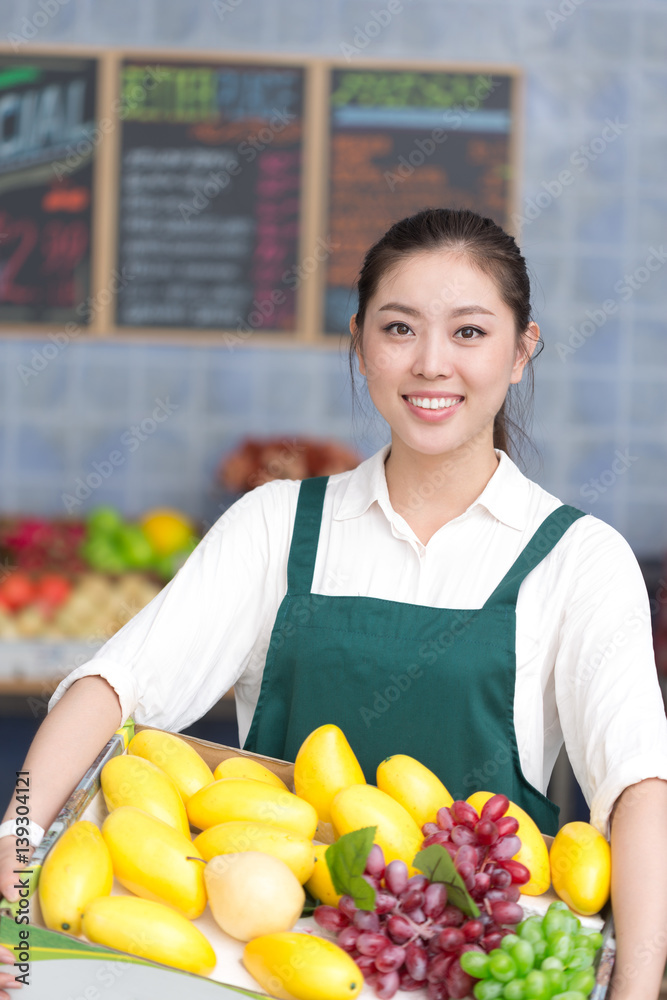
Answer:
[
  {"left": 35, "top": 573, "right": 72, "bottom": 611},
  {"left": 0, "top": 571, "right": 36, "bottom": 612}
]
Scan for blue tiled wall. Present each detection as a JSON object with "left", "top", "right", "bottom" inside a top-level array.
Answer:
[
  {"left": 1, "top": 0, "right": 666, "bottom": 556},
  {"left": 0, "top": 338, "right": 381, "bottom": 525}
]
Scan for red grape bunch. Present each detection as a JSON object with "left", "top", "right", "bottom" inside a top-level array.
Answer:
[{"left": 314, "top": 794, "right": 531, "bottom": 999}]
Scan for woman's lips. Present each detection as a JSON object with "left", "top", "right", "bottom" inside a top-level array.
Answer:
[{"left": 403, "top": 394, "right": 464, "bottom": 420}]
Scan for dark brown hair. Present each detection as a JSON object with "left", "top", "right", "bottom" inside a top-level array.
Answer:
[{"left": 349, "top": 208, "right": 539, "bottom": 459}]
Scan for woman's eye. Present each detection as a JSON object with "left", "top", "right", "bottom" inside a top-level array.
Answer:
[
  {"left": 385, "top": 322, "right": 413, "bottom": 336},
  {"left": 455, "top": 326, "right": 485, "bottom": 340}
]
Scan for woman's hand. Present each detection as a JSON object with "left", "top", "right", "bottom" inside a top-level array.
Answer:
[
  {"left": 0, "top": 836, "right": 27, "bottom": 995},
  {"left": 0, "top": 837, "right": 20, "bottom": 905},
  {"left": 0, "top": 948, "right": 21, "bottom": 995},
  {"left": 0, "top": 936, "right": 21, "bottom": 994}
]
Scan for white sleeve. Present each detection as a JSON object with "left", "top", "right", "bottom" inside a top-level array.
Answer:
[
  {"left": 554, "top": 516, "right": 667, "bottom": 837},
  {"left": 48, "top": 480, "right": 299, "bottom": 732}
]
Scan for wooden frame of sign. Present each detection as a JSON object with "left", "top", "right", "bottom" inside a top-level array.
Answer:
[{"left": 0, "top": 46, "right": 521, "bottom": 344}]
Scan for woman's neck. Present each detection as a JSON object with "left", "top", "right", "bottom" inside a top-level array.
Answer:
[{"left": 384, "top": 434, "right": 500, "bottom": 543}]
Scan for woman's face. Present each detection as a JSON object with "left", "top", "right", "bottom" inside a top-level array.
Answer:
[{"left": 353, "top": 251, "right": 538, "bottom": 463}]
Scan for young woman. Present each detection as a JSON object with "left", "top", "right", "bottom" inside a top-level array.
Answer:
[{"left": 2, "top": 209, "right": 666, "bottom": 999}]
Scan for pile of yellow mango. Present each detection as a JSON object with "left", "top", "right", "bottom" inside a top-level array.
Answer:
[{"left": 36, "top": 724, "right": 611, "bottom": 999}]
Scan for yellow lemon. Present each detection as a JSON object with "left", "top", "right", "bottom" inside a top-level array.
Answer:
[
  {"left": 128, "top": 729, "right": 214, "bottom": 802},
  {"left": 466, "top": 790, "right": 551, "bottom": 895},
  {"left": 214, "top": 755, "right": 289, "bottom": 790},
  {"left": 38, "top": 821, "right": 113, "bottom": 935},
  {"left": 331, "top": 784, "right": 423, "bottom": 877},
  {"left": 243, "top": 932, "right": 363, "bottom": 1000},
  {"left": 102, "top": 806, "right": 206, "bottom": 919},
  {"left": 294, "top": 724, "right": 366, "bottom": 825},
  {"left": 550, "top": 821, "right": 611, "bottom": 916},
  {"left": 377, "top": 754, "right": 453, "bottom": 828},
  {"left": 140, "top": 508, "right": 195, "bottom": 556},
  {"left": 100, "top": 753, "right": 190, "bottom": 837},
  {"left": 304, "top": 843, "right": 342, "bottom": 907},
  {"left": 193, "top": 821, "right": 315, "bottom": 883},
  {"left": 83, "top": 896, "right": 216, "bottom": 976},
  {"left": 187, "top": 777, "right": 318, "bottom": 839}
]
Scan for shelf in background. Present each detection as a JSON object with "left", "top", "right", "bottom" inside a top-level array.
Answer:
[{"left": 0, "top": 640, "right": 103, "bottom": 700}]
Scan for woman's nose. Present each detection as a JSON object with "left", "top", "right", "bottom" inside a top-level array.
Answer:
[{"left": 412, "top": 333, "right": 454, "bottom": 380}]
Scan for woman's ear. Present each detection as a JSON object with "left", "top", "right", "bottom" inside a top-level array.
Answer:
[
  {"left": 350, "top": 314, "right": 366, "bottom": 376},
  {"left": 510, "top": 321, "right": 540, "bottom": 384}
]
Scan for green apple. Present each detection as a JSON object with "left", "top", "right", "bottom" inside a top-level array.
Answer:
[
  {"left": 80, "top": 538, "right": 126, "bottom": 575},
  {"left": 86, "top": 506, "right": 125, "bottom": 537},
  {"left": 116, "top": 525, "right": 155, "bottom": 570}
]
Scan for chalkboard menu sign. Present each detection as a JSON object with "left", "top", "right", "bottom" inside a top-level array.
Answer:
[
  {"left": 115, "top": 60, "right": 304, "bottom": 332},
  {"left": 0, "top": 55, "right": 96, "bottom": 323},
  {"left": 0, "top": 51, "right": 520, "bottom": 340},
  {"left": 324, "top": 68, "right": 515, "bottom": 334}
]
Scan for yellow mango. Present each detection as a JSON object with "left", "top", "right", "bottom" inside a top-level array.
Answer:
[
  {"left": 304, "top": 843, "right": 342, "bottom": 907},
  {"left": 187, "top": 777, "right": 318, "bottom": 839},
  {"left": 100, "top": 753, "right": 189, "bottom": 837},
  {"left": 82, "top": 895, "right": 216, "bottom": 976},
  {"left": 466, "top": 790, "right": 551, "bottom": 895},
  {"left": 377, "top": 754, "right": 453, "bottom": 829},
  {"left": 331, "top": 784, "right": 423, "bottom": 876},
  {"left": 213, "top": 755, "right": 289, "bottom": 790},
  {"left": 101, "top": 806, "right": 206, "bottom": 919},
  {"left": 550, "top": 821, "right": 611, "bottom": 916},
  {"left": 294, "top": 725, "right": 366, "bottom": 825},
  {"left": 193, "top": 821, "right": 315, "bottom": 883},
  {"left": 38, "top": 821, "right": 113, "bottom": 935},
  {"left": 128, "top": 729, "right": 214, "bottom": 802},
  {"left": 243, "top": 932, "right": 363, "bottom": 1000}
]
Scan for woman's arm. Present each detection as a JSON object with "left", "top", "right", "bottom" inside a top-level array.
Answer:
[
  {"left": 0, "top": 676, "right": 122, "bottom": 899},
  {"left": 0, "top": 676, "right": 122, "bottom": 997},
  {"left": 608, "top": 777, "right": 667, "bottom": 1000},
  {"left": 0, "top": 485, "right": 294, "bottom": 995}
]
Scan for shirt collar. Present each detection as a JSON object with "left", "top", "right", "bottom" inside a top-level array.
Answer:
[{"left": 334, "top": 445, "right": 531, "bottom": 531}]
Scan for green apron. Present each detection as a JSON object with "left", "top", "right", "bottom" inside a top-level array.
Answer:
[{"left": 244, "top": 476, "right": 585, "bottom": 835}]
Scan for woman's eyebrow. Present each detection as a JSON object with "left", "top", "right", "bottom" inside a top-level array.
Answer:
[
  {"left": 450, "top": 304, "right": 496, "bottom": 317},
  {"left": 377, "top": 302, "right": 421, "bottom": 316},
  {"left": 376, "top": 302, "right": 496, "bottom": 318}
]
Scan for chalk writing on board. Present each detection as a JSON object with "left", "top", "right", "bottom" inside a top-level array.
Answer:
[
  {"left": 0, "top": 57, "right": 96, "bottom": 323},
  {"left": 325, "top": 69, "right": 514, "bottom": 334},
  {"left": 116, "top": 62, "right": 304, "bottom": 330}
]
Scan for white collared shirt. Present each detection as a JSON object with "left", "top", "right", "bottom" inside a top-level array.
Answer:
[{"left": 50, "top": 447, "right": 667, "bottom": 836}]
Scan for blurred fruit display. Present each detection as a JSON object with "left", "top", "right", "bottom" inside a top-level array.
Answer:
[
  {"left": 0, "top": 517, "right": 87, "bottom": 574},
  {"left": 218, "top": 437, "right": 361, "bottom": 493},
  {"left": 0, "top": 506, "right": 200, "bottom": 641}
]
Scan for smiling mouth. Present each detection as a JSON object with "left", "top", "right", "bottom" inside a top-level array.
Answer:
[{"left": 404, "top": 395, "right": 464, "bottom": 410}]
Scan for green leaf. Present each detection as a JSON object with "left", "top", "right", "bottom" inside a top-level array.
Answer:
[
  {"left": 413, "top": 844, "right": 480, "bottom": 918},
  {"left": 325, "top": 826, "right": 377, "bottom": 911}
]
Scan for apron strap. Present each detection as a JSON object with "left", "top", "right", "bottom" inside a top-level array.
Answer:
[
  {"left": 483, "top": 504, "right": 587, "bottom": 609},
  {"left": 286, "top": 475, "right": 329, "bottom": 593}
]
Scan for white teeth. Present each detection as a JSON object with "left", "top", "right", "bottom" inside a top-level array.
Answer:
[{"left": 407, "top": 396, "right": 461, "bottom": 410}]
